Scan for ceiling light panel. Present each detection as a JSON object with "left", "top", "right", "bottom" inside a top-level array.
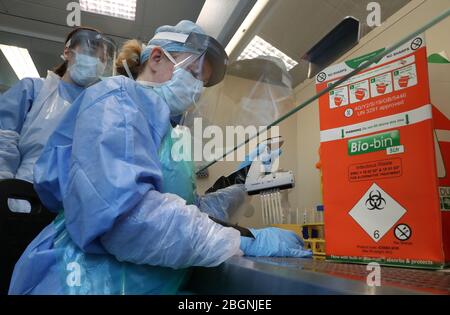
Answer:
[{"left": 79, "top": 0, "right": 136, "bottom": 21}]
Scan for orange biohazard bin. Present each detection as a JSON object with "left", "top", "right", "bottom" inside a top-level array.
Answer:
[{"left": 315, "top": 34, "right": 450, "bottom": 269}]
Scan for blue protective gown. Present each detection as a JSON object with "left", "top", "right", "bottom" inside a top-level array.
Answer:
[
  {"left": 0, "top": 77, "right": 43, "bottom": 179},
  {"left": 0, "top": 72, "right": 84, "bottom": 181},
  {"left": 8, "top": 76, "right": 242, "bottom": 294},
  {"left": 158, "top": 125, "right": 246, "bottom": 221}
]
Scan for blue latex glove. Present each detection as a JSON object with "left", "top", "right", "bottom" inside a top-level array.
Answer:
[
  {"left": 240, "top": 227, "right": 312, "bottom": 258},
  {"left": 237, "top": 143, "right": 282, "bottom": 171}
]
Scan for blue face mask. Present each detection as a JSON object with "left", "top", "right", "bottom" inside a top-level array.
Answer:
[
  {"left": 140, "top": 69, "right": 204, "bottom": 117},
  {"left": 69, "top": 52, "right": 106, "bottom": 87}
]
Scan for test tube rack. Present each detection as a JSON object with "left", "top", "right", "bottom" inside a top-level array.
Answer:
[
  {"left": 302, "top": 223, "right": 326, "bottom": 260},
  {"left": 301, "top": 205, "right": 325, "bottom": 259}
]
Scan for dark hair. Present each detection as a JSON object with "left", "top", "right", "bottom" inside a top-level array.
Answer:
[{"left": 53, "top": 26, "right": 103, "bottom": 77}]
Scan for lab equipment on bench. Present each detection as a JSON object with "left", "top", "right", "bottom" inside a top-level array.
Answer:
[
  {"left": 242, "top": 137, "right": 295, "bottom": 226},
  {"left": 301, "top": 205, "right": 325, "bottom": 259},
  {"left": 244, "top": 137, "right": 294, "bottom": 194}
]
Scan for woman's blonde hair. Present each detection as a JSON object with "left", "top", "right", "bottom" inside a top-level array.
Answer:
[{"left": 115, "top": 39, "right": 146, "bottom": 79}]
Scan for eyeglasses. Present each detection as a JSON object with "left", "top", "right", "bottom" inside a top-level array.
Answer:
[{"left": 162, "top": 49, "right": 210, "bottom": 85}]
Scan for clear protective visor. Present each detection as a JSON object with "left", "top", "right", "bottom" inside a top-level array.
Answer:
[
  {"left": 152, "top": 31, "right": 228, "bottom": 87},
  {"left": 181, "top": 56, "right": 295, "bottom": 171},
  {"left": 183, "top": 56, "right": 294, "bottom": 128},
  {"left": 66, "top": 29, "right": 117, "bottom": 77}
]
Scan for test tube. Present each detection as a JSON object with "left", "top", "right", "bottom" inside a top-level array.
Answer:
[
  {"left": 270, "top": 191, "right": 276, "bottom": 224},
  {"left": 274, "top": 191, "right": 280, "bottom": 224},
  {"left": 276, "top": 191, "right": 283, "bottom": 224},
  {"left": 263, "top": 193, "right": 268, "bottom": 225},
  {"left": 260, "top": 193, "right": 266, "bottom": 225},
  {"left": 264, "top": 193, "right": 268, "bottom": 225},
  {"left": 266, "top": 194, "right": 270, "bottom": 225},
  {"left": 275, "top": 190, "right": 281, "bottom": 224}
]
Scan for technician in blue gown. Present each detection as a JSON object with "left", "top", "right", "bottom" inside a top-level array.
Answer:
[
  {"left": 0, "top": 27, "right": 116, "bottom": 212},
  {"left": 9, "top": 20, "right": 311, "bottom": 295}
]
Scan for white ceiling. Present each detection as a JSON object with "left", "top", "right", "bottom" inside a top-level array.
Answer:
[
  {"left": 0, "top": 0, "right": 209, "bottom": 91},
  {"left": 0, "top": 0, "right": 207, "bottom": 43},
  {"left": 0, "top": 0, "right": 412, "bottom": 92},
  {"left": 231, "top": 0, "right": 412, "bottom": 85}
]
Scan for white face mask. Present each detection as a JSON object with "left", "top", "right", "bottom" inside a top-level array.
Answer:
[
  {"left": 139, "top": 68, "right": 204, "bottom": 117},
  {"left": 69, "top": 52, "right": 106, "bottom": 87}
]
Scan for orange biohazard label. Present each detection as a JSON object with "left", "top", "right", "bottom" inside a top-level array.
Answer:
[{"left": 316, "top": 35, "right": 447, "bottom": 269}]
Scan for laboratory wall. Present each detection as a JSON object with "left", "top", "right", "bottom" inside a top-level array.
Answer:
[{"left": 197, "top": 0, "right": 450, "bottom": 228}]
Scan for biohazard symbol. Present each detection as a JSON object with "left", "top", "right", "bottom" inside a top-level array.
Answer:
[{"left": 365, "top": 190, "right": 386, "bottom": 210}]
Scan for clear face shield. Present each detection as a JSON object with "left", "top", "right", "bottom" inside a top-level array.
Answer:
[
  {"left": 66, "top": 29, "right": 117, "bottom": 80},
  {"left": 226, "top": 57, "right": 294, "bottom": 127},
  {"left": 181, "top": 56, "right": 295, "bottom": 170},
  {"left": 153, "top": 31, "right": 228, "bottom": 87},
  {"left": 143, "top": 31, "right": 228, "bottom": 123}
]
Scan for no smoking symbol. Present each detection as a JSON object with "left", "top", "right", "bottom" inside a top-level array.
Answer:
[
  {"left": 317, "top": 72, "right": 327, "bottom": 82},
  {"left": 410, "top": 38, "right": 423, "bottom": 50},
  {"left": 394, "top": 224, "right": 412, "bottom": 241}
]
